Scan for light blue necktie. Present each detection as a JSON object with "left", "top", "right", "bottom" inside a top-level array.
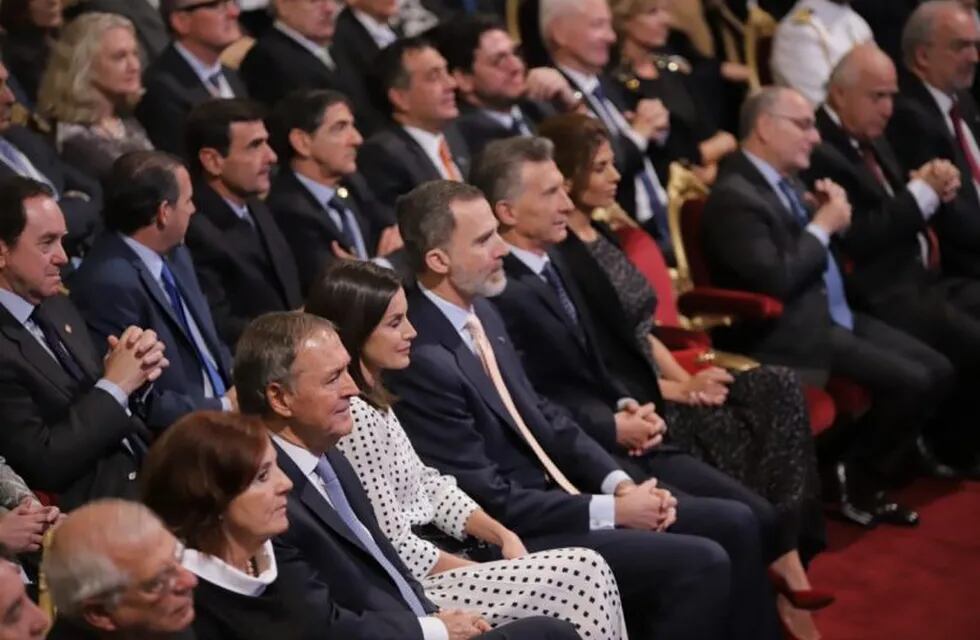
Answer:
[
  {"left": 315, "top": 456, "right": 428, "bottom": 616},
  {"left": 776, "top": 179, "right": 854, "bottom": 330}
]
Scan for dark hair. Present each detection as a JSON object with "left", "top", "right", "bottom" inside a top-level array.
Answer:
[
  {"left": 141, "top": 411, "right": 269, "bottom": 557},
  {"left": 269, "top": 89, "right": 352, "bottom": 163},
  {"left": 103, "top": 150, "right": 184, "bottom": 235},
  {"left": 185, "top": 98, "right": 267, "bottom": 176},
  {"left": 397, "top": 180, "right": 486, "bottom": 274},
  {"left": 159, "top": 0, "right": 194, "bottom": 34},
  {"left": 432, "top": 13, "right": 507, "bottom": 73},
  {"left": 471, "top": 136, "right": 554, "bottom": 206},
  {"left": 372, "top": 36, "right": 436, "bottom": 114},
  {"left": 0, "top": 0, "right": 53, "bottom": 31},
  {"left": 537, "top": 113, "right": 610, "bottom": 209},
  {"left": 234, "top": 311, "right": 338, "bottom": 416},
  {"left": 0, "top": 177, "right": 54, "bottom": 246},
  {"left": 305, "top": 261, "right": 402, "bottom": 408}
]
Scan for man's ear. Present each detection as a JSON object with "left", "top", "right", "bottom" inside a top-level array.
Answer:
[
  {"left": 493, "top": 199, "right": 518, "bottom": 228},
  {"left": 453, "top": 70, "right": 475, "bottom": 96},
  {"left": 265, "top": 382, "right": 293, "bottom": 419},
  {"left": 197, "top": 148, "right": 225, "bottom": 179},
  {"left": 288, "top": 128, "right": 313, "bottom": 160},
  {"left": 388, "top": 87, "right": 410, "bottom": 116},
  {"left": 155, "top": 200, "right": 170, "bottom": 231},
  {"left": 168, "top": 10, "right": 191, "bottom": 39},
  {"left": 80, "top": 601, "right": 118, "bottom": 633},
  {"left": 424, "top": 247, "right": 451, "bottom": 276}
]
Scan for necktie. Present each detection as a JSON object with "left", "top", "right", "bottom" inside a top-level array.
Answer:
[
  {"left": 510, "top": 110, "right": 531, "bottom": 136},
  {"left": 314, "top": 457, "right": 429, "bottom": 616},
  {"left": 437, "top": 137, "right": 462, "bottom": 182},
  {"left": 159, "top": 260, "right": 227, "bottom": 396},
  {"left": 464, "top": 314, "right": 580, "bottom": 494},
  {"left": 30, "top": 308, "right": 86, "bottom": 382},
  {"left": 776, "top": 179, "right": 854, "bottom": 329},
  {"left": 326, "top": 195, "right": 361, "bottom": 256},
  {"left": 206, "top": 71, "right": 228, "bottom": 97},
  {"left": 949, "top": 102, "right": 980, "bottom": 184},
  {"left": 540, "top": 261, "right": 580, "bottom": 327},
  {"left": 858, "top": 142, "right": 893, "bottom": 197}
]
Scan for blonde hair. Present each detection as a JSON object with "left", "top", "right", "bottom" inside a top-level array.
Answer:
[
  {"left": 609, "top": 0, "right": 662, "bottom": 36},
  {"left": 37, "top": 12, "right": 142, "bottom": 125}
]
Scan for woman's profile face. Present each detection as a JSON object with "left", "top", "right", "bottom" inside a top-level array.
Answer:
[
  {"left": 576, "top": 140, "right": 621, "bottom": 210},
  {"left": 91, "top": 27, "right": 142, "bottom": 106},
  {"left": 362, "top": 287, "right": 418, "bottom": 372},
  {"left": 624, "top": 0, "right": 671, "bottom": 49},
  {"left": 223, "top": 440, "right": 293, "bottom": 544}
]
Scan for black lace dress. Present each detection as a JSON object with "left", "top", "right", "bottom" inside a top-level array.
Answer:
[{"left": 580, "top": 231, "right": 824, "bottom": 556}]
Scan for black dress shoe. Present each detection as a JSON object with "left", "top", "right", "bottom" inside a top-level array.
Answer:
[
  {"left": 833, "top": 462, "right": 877, "bottom": 528},
  {"left": 868, "top": 491, "right": 920, "bottom": 527}
]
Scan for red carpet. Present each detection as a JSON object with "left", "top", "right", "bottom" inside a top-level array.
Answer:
[{"left": 810, "top": 479, "right": 980, "bottom": 638}]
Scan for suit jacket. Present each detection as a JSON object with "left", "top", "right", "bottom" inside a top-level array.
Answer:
[
  {"left": 266, "top": 170, "right": 395, "bottom": 292},
  {"left": 0, "top": 294, "right": 145, "bottom": 510},
  {"left": 238, "top": 26, "right": 384, "bottom": 136},
  {"left": 0, "top": 126, "right": 103, "bottom": 257},
  {"left": 331, "top": 7, "right": 389, "bottom": 75},
  {"left": 186, "top": 182, "right": 303, "bottom": 346},
  {"left": 490, "top": 251, "right": 628, "bottom": 452},
  {"left": 73, "top": 0, "right": 169, "bottom": 63},
  {"left": 805, "top": 106, "right": 933, "bottom": 306},
  {"left": 552, "top": 230, "right": 666, "bottom": 408},
  {"left": 68, "top": 234, "right": 233, "bottom": 432},
  {"left": 887, "top": 73, "right": 980, "bottom": 279},
  {"left": 358, "top": 124, "right": 471, "bottom": 210},
  {"left": 702, "top": 150, "right": 833, "bottom": 370},
  {"left": 453, "top": 100, "right": 556, "bottom": 157},
  {"left": 385, "top": 288, "right": 619, "bottom": 538},
  {"left": 272, "top": 444, "right": 437, "bottom": 639},
  {"left": 136, "top": 44, "right": 248, "bottom": 156}
]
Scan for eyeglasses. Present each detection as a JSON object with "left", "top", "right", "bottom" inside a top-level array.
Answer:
[
  {"left": 101, "top": 544, "right": 188, "bottom": 605},
  {"left": 175, "top": 0, "right": 238, "bottom": 12},
  {"left": 766, "top": 112, "right": 817, "bottom": 132}
]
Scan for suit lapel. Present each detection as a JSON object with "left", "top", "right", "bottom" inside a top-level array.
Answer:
[
  {"left": 503, "top": 254, "right": 582, "bottom": 341},
  {"left": 248, "top": 198, "right": 302, "bottom": 307},
  {"left": 0, "top": 305, "right": 75, "bottom": 396},
  {"left": 393, "top": 128, "right": 442, "bottom": 182},
  {"left": 41, "top": 299, "right": 101, "bottom": 383}
]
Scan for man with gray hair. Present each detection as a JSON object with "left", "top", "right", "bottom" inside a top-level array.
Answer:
[
  {"left": 808, "top": 43, "right": 980, "bottom": 478},
  {"left": 887, "top": 1, "right": 980, "bottom": 301},
  {"left": 43, "top": 499, "right": 197, "bottom": 639},
  {"left": 539, "top": 0, "right": 676, "bottom": 257},
  {"left": 704, "top": 85, "right": 947, "bottom": 527}
]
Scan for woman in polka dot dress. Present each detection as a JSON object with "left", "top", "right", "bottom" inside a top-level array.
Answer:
[{"left": 307, "top": 260, "right": 628, "bottom": 640}]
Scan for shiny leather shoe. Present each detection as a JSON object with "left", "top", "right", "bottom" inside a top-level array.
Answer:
[
  {"left": 768, "top": 569, "right": 836, "bottom": 610},
  {"left": 833, "top": 462, "right": 877, "bottom": 528},
  {"left": 869, "top": 491, "right": 919, "bottom": 527}
]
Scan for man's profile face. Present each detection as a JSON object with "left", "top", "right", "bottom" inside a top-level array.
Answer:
[
  {"left": 759, "top": 91, "right": 820, "bottom": 173},
  {"left": 833, "top": 57, "right": 898, "bottom": 141},
  {"left": 305, "top": 102, "right": 363, "bottom": 178},
  {"left": 918, "top": 7, "right": 979, "bottom": 92},
  {"left": 391, "top": 47, "right": 459, "bottom": 125},
  {"left": 464, "top": 29, "right": 527, "bottom": 108},
  {"left": 276, "top": 0, "right": 338, "bottom": 44},
  {"left": 441, "top": 197, "right": 509, "bottom": 298},
  {"left": 0, "top": 562, "right": 48, "bottom": 640},
  {"left": 172, "top": 0, "right": 242, "bottom": 51},
  {"left": 220, "top": 120, "right": 278, "bottom": 197},
  {"left": 550, "top": 0, "right": 616, "bottom": 73},
  {"left": 509, "top": 159, "right": 573, "bottom": 249},
  {"left": 0, "top": 195, "right": 68, "bottom": 305}
]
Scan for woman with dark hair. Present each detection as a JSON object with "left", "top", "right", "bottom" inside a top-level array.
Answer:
[
  {"left": 0, "top": 0, "right": 62, "bottom": 105},
  {"left": 305, "top": 260, "right": 628, "bottom": 639},
  {"left": 141, "top": 410, "right": 325, "bottom": 640},
  {"left": 538, "top": 113, "right": 828, "bottom": 640}
]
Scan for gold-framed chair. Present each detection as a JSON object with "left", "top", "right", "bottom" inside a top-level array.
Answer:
[
  {"left": 219, "top": 36, "right": 256, "bottom": 71},
  {"left": 666, "top": 162, "right": 709, "bottom": 295},
  {"left": 38, "top": 528, "right": 56, "bottom": 622},
  {"left": 743, "top": 4, "right": 778, "bottom": 91}
]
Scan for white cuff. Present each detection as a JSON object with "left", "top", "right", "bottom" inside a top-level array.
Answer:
[
  {"left": 906, "top": 178, "right": 941, "bottom": 220},
  {"left": 95, "top": 378, "right": 129, "bottom": 407},
  {"left": 601, "top": 470, "right": 632, "bottom": 495},
  {"left": 588, "top": 495, "right": 617, "bottom": 530},
  {"left": 805, "top": 223, "right": 831, "bottom": 247},
  {"left": 419, "top": 616, "right": 449, "bottom": 640}
]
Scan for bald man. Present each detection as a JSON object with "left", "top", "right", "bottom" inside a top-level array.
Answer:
[
  {"left": 43, "top": 500, "right": 197, "bottom": 640},
  {"left": 806, "top": 44, "right": 980, "bottom": 478}
]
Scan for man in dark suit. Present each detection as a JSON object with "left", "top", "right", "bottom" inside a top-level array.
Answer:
[
  {"left": 0, "top": 177, "right": 166, "bottom": 510},
  {"left": 70, "top": 151, "right": 235, "bottom": 433},
  {"left": 807, "top": 44, "right": 980, "bottom": 474},
  {"left": 435, "top": 14, "right": 578, "bottom": 157},
  {"left": 234, "top": 311, "right": 580, "bottom": 640},
  {"left": 136, "top": 0, "right": 247, "bottom": 156},
  {"left": 238, "top": 0, "right": 382, "bottom": 135},
  {"left": 267, "top": 89, "right": 405, "bottom": 292},
  {"left": 183, "top": 98, "right": 302, "bottom": 347},
  {"left": 386, "top": 181, "right": 780, "bottom": 640},
  {"left": 358, "top": 37, "right": 472, "bottom": 210},
  {"left": 703, "top": 86, "right": 952, "bottom": 526},
  {"left": 0, "top": 62, "right": 102, "bottom": 260},
  {"left": 887, "top": 1, "right": 980, "bottom": 306},
  {"left": 540, "top": 0, "right": 675, "bottom": 256}
]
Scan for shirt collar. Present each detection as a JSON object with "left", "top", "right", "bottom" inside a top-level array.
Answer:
[
  {"left": 558, "top": 65, "right": 599, "bottom": 95},
  {"left": 418, "top": 281, "right": 474, "bottom": 336},
  {"left": 0, "top": 287, "right": 35, "bottom": 325},
  {"left": 821, "top": 104, "right": 861, "bottom": 150},
  {"left": 173, "top": 41, "right": 222, "bottom": 87},
  {"left": 480, "top": 105, "right": 524, "bottom": 129},
  {"left": 923, "top": 80, "right": 955, "bottom": 115},
  {"left": 182, "top": 539, "right": 278, "bottom": 597},
  {"left": 120, "top": 233, "right": 165, "bottom": 281},
  {"left": 271, "top": 433, "right": 321, "bottom": 479},
  {"left": 505, "top": 242, "right": 549, "bottom": 276},
  {"left": 293, "top": 170, "right": 337, "bottom": 208},
  {"left": 351, "top": 9, "right": 397, "bottom": 47},
  {"left": 221, "top": 197, "right": 250, "bottom": 222},
  {"left": 274, "top": 20, "right": 330, "bottom": 61},
  {"left": 402, "top": 126, "right": 444, "bottom": 160},
  {"left": 743, "top": 149, "right": 786, "bottom": 192}
]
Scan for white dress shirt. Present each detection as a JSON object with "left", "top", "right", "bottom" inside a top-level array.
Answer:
[
  {"left": 183, "top": 540, "right": 278, "bottom": 597},
  {"left": 402, "top": 126, "right": 460, "bottom": 181},
  {"left": 173, "top": 41, "right": 235, "bottom": 98},
  {"left": 273, "top": 20, "right": 335, "bottom": 69},
  {"left": 352, "top": 9, "right": 398, "bottom": 49}
]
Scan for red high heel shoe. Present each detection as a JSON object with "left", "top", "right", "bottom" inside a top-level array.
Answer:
[{"left": 768, "top": 569, "right": 835, "bottom": 610}]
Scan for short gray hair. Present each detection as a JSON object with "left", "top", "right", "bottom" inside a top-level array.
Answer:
[
  {"left": 397, "top": 180, "right": 486, "bottom": 274},
  {"left": 902, "top": 0, "right": 965, "bottom": 69},
  {"left": 828, "top": 44, "right": 893, "bottom": 91},
  {"left": 234, "top": 311, "right": 338, "bottom": 416},
  {"left": 539, "top": 0, "right": 581, "bottom": 47},
  {"left": 43, "top": 500, "right": 166, "bottom": 617},
  {"left": 738, "top": 86, "right": 789, "bottom": 140},
  {"left": 471, "top": 136, "right": 555, "bottom": 206}
]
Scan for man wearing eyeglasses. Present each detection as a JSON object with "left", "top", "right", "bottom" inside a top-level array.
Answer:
[
  {"left": 137, "top": 0, "right": 248, "bottom": 156},
  {"left": 43, "top": 500, "right": 198, "bottom": 640},
  {"left": 702, "top": 86, "right": 951, "bottom": 529}
]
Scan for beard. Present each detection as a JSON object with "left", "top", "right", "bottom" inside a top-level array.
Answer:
[{"left": 452, "top": 265, "right": 507, "bottom": 299}]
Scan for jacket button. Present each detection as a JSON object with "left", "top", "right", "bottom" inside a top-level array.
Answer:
[{"left": 128, "top": 471, "right": 138, "bottom": 481}]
